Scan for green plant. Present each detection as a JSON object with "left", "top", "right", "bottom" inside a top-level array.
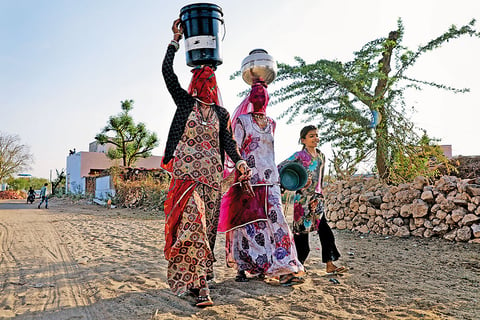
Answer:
[{"left": 389, "top": 133, "right": 457, "bottom": 184}]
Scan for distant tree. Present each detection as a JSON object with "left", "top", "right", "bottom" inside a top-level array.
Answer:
[
  {"left": 272, "top": 19, "right": 479, "bottom": 182},
  {"left": 6, "top": 176, "right": 48, "bottom": 191},
  {"left": 51, "top": 169, "right": 66, "bottom": 195},
  {"left": 5, "top": 176, "right": 29, "bottom": 190},
  {"left": 0, "top": 132, "right": 34, "bottom": 182},
  {"left": 95, "top": 100, "right": 159, "bottom": 167}
]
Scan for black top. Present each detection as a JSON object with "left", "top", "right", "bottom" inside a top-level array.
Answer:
[{"left": 161, "top": 44, "right": 242, "bottom": 166}]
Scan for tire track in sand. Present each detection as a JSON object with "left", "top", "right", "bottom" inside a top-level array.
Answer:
[
  {"left": 0, "top": 219, "right": 27, "bottom": 316},
  {"left": 0, "top": 201, "right": 100, "bottom": 319}
]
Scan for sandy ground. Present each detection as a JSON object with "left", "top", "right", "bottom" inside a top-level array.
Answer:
[{"left": 0, "top": 198, "right": 479, "bottom": 320}]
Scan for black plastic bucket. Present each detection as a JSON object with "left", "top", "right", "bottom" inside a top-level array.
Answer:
[{"left": 180, "top": 3, "right": 224, "bottom": 67}]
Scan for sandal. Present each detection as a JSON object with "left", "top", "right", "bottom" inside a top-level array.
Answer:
[
  {"left": 206, "top": 272, "right": 215, "bottom": 281},
  {"left": 188, "top": 288, "right": 200, "bottom": 297},
  {"left": 294, "top": 270, "right": 306, "bottom": 277},
  {"left": 253, "top": 273, "right": 265, "bottom": 281},
  {"left": 235, "top": 270, "right": 249, "bottom": 282},
  {"left": 195, "top": 295, "right": 214, "bottom": 308},
  {"left": 325, "top": 266, "right": 348, "bottom": 275},
  {"left": 279, "top": 274, "right": 305, "bottom": 286}
]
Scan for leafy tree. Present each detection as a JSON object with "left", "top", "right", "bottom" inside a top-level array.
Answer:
[
  {"left": 6, "top": 176, "right": 48, "bottom": 191},
  {"left": 272, "top": 19, "right": 479, "bottom": 182},
  {"left": 95, "top": 100, "right": 159, "bottom": 167},
  {"left": 0, "top": 132, "right": 34, "bottom": 182}
]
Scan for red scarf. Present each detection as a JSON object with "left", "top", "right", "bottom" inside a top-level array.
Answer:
[{"left": 187, "top": 66, "right": 219, "bottom": 105}]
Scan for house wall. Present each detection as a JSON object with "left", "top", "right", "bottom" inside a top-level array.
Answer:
[
  {"left": 134, "top": 156, "right": 162, "bottom": 169},
  {"left": 66, "top": 151, "right": 162, "bottom": 195},
  {"left": 89, "top": 141, "right": 115, "bottom": 153},
  {"left": 66, "top": 152, "right": 115, "bottom": 194},
  {"left": 440, "top": 145, "right": 453, "bottom": 159},
  {"left": 79, "top": 152, "right": 119, "bottom": 178},
  {"left": 66, "top": 152, "right": 83, "bottom": 194},
  {"left": 95, "top": 176, "right": 115, "bottom": 200}
]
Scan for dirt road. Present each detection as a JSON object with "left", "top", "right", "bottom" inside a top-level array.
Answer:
[
  {"left": 0, "top": 200, "right": 100, "bottom": 319},
  {"left": 0, "top": 199, "right": 479, "bottom": 320}
]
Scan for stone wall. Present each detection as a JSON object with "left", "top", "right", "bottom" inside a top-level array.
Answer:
[{"left": 323, "top": 176, "right": 480, "bottom": 243}]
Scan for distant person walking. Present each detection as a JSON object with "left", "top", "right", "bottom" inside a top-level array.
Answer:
[{"left": 37, "top": 183, "right": 49, "bottom": 209}]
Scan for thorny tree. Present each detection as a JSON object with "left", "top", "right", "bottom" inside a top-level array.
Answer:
[{"left": 272, "top": 19, "right": 479, "bottom": 182}]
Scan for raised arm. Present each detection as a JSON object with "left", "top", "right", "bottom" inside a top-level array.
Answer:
[{"left": 162, "top": 19, "right": 192, "bottom": 108}]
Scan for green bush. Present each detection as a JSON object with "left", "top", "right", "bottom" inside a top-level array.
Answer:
[{"left": 389, "top": 134, "right": 457, "bottom": 184}]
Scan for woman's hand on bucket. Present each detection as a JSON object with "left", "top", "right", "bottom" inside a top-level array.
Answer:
[{"left": 172, "top": 18, "right": 183, "bottom": 41}]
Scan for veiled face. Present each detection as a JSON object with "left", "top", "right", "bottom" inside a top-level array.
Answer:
[
  {"left": 249, "top": 84, "right": 268, "bottom": 113},
  {"left": 188, "top": 66, "right": 218, "bottom": 105}
]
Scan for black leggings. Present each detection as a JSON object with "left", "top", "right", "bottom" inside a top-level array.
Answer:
[{"left": 294, "top": 215, "right": 340, "bottom": 264}]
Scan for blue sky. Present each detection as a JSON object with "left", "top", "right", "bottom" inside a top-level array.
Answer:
[{"left": 1, "top": 0, "right": 479, "bottom": 179}]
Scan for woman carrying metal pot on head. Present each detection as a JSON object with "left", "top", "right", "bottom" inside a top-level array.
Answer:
[
  {"left": 219, "top": 50, "right": 304, "bottom": 286},
  {"left": 161, "top": 18, "right": 251, "bottom": 308},
  {"left": 278, "top": 125, "right": 347, "bottom": 275}
]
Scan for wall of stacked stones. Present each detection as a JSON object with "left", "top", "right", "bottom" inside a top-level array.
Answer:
[{"left": 323, "top": 176, "right": 480, "bottom": 243}]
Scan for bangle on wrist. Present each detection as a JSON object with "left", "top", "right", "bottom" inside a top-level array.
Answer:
[
  {"left": 170, "top": 40, "right": 179, "bottom": 51},
  {"left": 235, "top": 160, "right": 247, "bottom": 171}
]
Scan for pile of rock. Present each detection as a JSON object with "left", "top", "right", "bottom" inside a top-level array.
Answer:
[{"left": 323, "top": 175, "right": 480, "bottom": 243}]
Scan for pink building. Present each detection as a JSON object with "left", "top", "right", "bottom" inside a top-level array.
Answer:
[{"left": 66, "top": 142, "right": 162, "bottom": 195}]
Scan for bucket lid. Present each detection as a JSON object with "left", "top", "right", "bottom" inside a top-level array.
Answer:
[{"left": 180, "top": 3, "right": 223, "bottom": 16}]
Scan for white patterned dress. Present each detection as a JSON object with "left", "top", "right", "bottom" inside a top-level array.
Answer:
[{"left": 225, "top": 114, "right": 303, "bottom": 276}]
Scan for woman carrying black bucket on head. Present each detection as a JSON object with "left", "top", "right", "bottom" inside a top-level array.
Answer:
[
  {"left": 161, "top": 18, "right": 251, "bottom": 308},
  {"left": 278, "top": 125, "right": 347, "bottom": 275}
]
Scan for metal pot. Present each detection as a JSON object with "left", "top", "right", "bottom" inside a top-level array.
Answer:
[{"left": 241, "top": 49, "right": 277, "bottom": 85}]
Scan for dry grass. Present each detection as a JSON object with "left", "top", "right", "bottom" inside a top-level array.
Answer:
[{"left": 113, "top": 175, "right": 170, "bottom": 211}]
